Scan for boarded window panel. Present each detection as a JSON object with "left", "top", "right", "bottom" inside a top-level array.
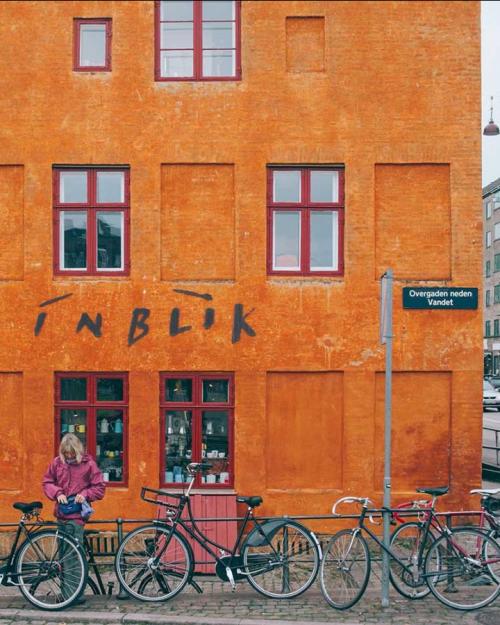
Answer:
[
  {"left": 286, "top": 17, "right": 325, "bottom": 73},
  {"left": 266, "top": 372, "right": 343, "bottom": 490},
  {"left": 0, "top": 166, "right": 24, "bottom": 280},
  {"left": 374, "top": 372, "right": 451, "bottom": 492},
  {"left": 0, "top": 373, "right": 23, "bottom": 489},
  {"left": 375, "top": 164, "right": 451, "bottom": 280},
  {"left": 161, "top": 164, "right": 235, "bottom": 280}
]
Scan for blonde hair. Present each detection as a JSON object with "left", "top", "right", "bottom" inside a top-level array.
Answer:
[{"left": 59, "top": 433, "right": 84, "bottom": 463}]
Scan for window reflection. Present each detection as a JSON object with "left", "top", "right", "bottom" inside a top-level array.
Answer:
[
  {"left": 97, "top": 212, "right": 123, "bottom": 270},
  {"left": 62, "top": 212, "right": 87, "bottom": 269}
]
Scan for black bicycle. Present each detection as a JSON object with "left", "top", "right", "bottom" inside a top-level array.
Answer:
[
  {"left": 115, "top": 462, "right": 321, "bottom": 602},
  {"left": 0, "top": 501, "right": 87, "bottom": 610}
]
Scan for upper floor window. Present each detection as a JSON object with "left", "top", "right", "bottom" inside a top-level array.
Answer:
[
  {"left": 486, "top": 201, "right": 492, "bottom": 219},
  {"left": 267, "top": 166, "right": 344, "bottom": 276},
  {"left": 487, "top": 260, "right": 491, "bottom": 278},
  {"left": 487, "top": 231, "right": 492, "bottom": 247},
  {"left": 486, "top": 320, "right": 492, "bottom": 337},
  {"left": 53, "top": 167, "right": 130, "bottom": 276},
  {"left": 486, "top": 289, "right": 491, "bottom": 307},
  {"left": 495, "top": 223, "right": 500, "bottom": 241},
  {"left": 155, "top": 1, "right": 241, "bottom": 81},
  {"left": 74, "top": 18, "right": 112, "bottom": 72}
]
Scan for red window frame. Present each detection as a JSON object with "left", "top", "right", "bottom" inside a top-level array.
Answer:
[
  {"left": 73, "top": 18, "right": 112, "bottom": 72},
  {"left": 160, "top": 373, "right": 234, "bottom": 489},
  {"left": 267, "top": 166, "right": 345, "bottom": 277},
  {"left": 53, "top": 167, "right": 130, "bottom": 276},
  {"left": 54, "top": 372, "right": 129, "bottom": 487},
  {"left": 154, "top": 0, "right": 241, "bottom": 81}
]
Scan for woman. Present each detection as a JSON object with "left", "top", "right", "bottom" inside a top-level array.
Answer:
[{"left": 43, "top": 434, "right": 105, "bottom": 602}]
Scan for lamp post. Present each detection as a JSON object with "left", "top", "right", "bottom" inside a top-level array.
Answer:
[{"left": 484, "top": 96, "right": 500, "bottom": 136}]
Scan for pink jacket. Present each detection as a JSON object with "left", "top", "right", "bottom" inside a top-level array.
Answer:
[{"left": 42, "top": 454, "right": 105, "bottom": 524}]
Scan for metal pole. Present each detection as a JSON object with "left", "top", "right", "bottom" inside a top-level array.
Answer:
[{"left": 381, "top": 269, "right": 393, "bottom": 607}]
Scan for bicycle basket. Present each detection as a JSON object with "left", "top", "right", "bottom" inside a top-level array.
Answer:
[{"left": 485, "top": 497, "right": 500, "bottom": 517}]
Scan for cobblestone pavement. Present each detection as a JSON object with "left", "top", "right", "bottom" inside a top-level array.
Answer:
[{"left": 0, "top": 576, "right": 499, "bottom": 625}]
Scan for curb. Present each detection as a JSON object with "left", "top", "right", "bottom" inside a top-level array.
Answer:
[{"left": 0, "top": 609, "right": 365, "bottom": 625}]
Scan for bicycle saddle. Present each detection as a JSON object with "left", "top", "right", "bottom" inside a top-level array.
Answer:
[
  {"left": 13, "top": 501, "right": 43, "bottom": 513},
  {"left": 415, "top": 486, "right": 448, "bottom": 497},
  {"left": 236, "top": 496, "right": 262, "bottom": 508}
]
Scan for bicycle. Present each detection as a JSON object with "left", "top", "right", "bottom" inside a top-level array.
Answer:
[
  {"left": 115, "top": 462, "right": 321, "bottom": 602},
  {"left": 389, "top": 486, "right": 500, "bottom": 599},
  {"left": 320, "top": 488, "right": 500, "bottom": 611},
  {"left": 0, "top": 500, "right": 88, "bottom": 610}
]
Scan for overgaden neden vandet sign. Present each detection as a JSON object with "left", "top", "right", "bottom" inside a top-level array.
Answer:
[{"left": 402, "top": 287, "right": 478, "bottom": 310}]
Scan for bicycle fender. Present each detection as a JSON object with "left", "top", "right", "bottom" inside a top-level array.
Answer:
[{"left": 244, "top": 519, "right": 289, "bottom": 548}]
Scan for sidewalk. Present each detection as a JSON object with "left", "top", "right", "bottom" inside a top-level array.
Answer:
[{"left": 0, "top": 578, "right": 498, "bottom": 625}]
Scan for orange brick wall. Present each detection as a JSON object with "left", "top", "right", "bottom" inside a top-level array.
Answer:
[{"left": 0, "top": 1, "right": 481, "bottom": 523}]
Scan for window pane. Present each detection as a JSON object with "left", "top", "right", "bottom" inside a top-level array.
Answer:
[
  {"left": 273, "top": 171, "right": 301, "bottom": 203},
  {"left": 97, "top": 378, "right": 124, "bottom": 401},
  {"left": 203, "top": 22, "right": 234, "bottom": 48},
  {"left": 161, "top": 0, "right": 193, "bottom": 21},
  {"left": 97, "top": 409, "right": 124, "bottom": 482},
  {"left": 61, "top": 211, "right": 87, "bottom": 269},
  {"left": 97, "top": 172, "right": 125, "bottom": 203},
  {"left": 495, "top": 223, "right": 500, "bottom": 240},
  {"left": 202, "top": 379, "right": 229, "bottom": 402},
  {"left": 202, "top": 410, "right": 229, "bottom": 484},
  {"left": 165, "top": 410, "right": 192, "bottom": 483},
  {"left": 273, "top": 211, "right": 301, "bottom": 270},
  {"left": 79, "top": 23, "right": 106, "bottom": 67},
  {"left": 161, "top": 22, "right": 193, "bottom": 48},
  {"left": 160, "top": 50, "right": 193, "bottom": 77},
  {"left": 97, "top": 212, "right": 123, "bottom": 270},
  {"left": 202, "top": 0, "right": 234, "bottom": 20},
  {"left": 165, "top": 378, "right": 192, "bottom": 402},
  {"left": 60, "top": 171, "right": 87, "bottom": 203},
  {"left": 202, "top": 49, "right": 235, "bottom": 76},
  {"left": 60, "top": 409, "right": 87, "bottom": 449},
  {"left": 310, "top": 171, "right": 339, "bottom": 203},
  {"left": 310, "top": 211, "right": 338, "bottom": 270},
  {"left": 60, "top": 378, "right": 87, "bottom": 401}
]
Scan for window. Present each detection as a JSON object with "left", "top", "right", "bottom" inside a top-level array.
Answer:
[
  {"left": 486, "top": 321, "right": 491, "bottom": 338},
  {"left": 495, "top": 255, "right": 500, "bottom": 273},
  {"left": 155, "top": 0, "right": 241, "bottom": 80},
  {"left": 74, "top": 19, "right": 111, "bottom": 71},
  {"left": 487, "top": 260, "right": 491, "bottom": 277},
  {"left": 55, "top": 373, "right": 128, "bottom": 485},
  {"left": 267, "top": 167, "right": 344, "bottom": 276},
  {"left": 160, "top": 373, "right": 234, "bottom": 488},
  {"left": 495, "top": 224, "right": 500, "bottom": 241},
  {"left": 487, "top": 289, "right": 491, "bottom": 307},
  {"left": 486, "top": 201, "right": 492, "bottom": 219},
  {"left": 495, "top": 320, "right": 499, "bottom": 337},
  {"left": 53, "top": 167, "right": 130, "bottom": 276},
  {"left": 495, "top": 193, "right": 500, "bottom": 210},
  {"left": 487, "top": 231, "right": 492, "bottom": 247},
  {"left": 495, "top": 285, "right": 500, "bottom": 304}
]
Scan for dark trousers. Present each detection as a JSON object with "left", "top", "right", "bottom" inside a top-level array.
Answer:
[{"left": 57, "top": 520, "right": 85, "bottom": 599}]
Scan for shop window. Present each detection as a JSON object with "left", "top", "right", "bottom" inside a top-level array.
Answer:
[
  {"left": 155, "top": 1, "right": 241, "bottom": 81},
  {"left": 486, "top": 260, "right": 491, "bottom": 278},
  {"left": 55, "top": 373, "right": 128, "bottom": 485},
  {"left": 486, "top": 321, "right": 492, "bottom": 338},
  {"left": 160, "top": 373, "right": 234, "bottom": 488},
  {"left": 267, "top": 166, "right": 344, "bottom": 276},
  {"left": 486, "top": 289, "right": 491, "bottom": 307},
  {"left": 53, "top": 167, "right": 130, "bottom": 276},
  {"left": 74, "top": 18, "right": 112, "bottom": 72}
]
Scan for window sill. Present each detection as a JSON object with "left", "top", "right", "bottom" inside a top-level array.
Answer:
[{"left": 161, "top": 488, "right": 236, "bottom": 495}]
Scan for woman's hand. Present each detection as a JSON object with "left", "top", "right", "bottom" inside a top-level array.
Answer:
[
  {"left": 75, "top": 494, "right": 85, "bottom": 503},
  {"left": 57, "top": 494, "right": 68, "bottom": 504}
]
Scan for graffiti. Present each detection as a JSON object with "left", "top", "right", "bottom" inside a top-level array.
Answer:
[{"left": 34, "top": 291, "right": 256, "bottom": 345}]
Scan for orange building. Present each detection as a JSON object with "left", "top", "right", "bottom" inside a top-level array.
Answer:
[{"left": 0, "top": 0, "right": 482, "bottom": 523}]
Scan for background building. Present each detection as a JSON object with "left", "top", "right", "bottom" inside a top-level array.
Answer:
[
  {"left": 0, "top": 0, "right": 482, "bottom": 522},
  {"left": 483, "top": 177, "right": 500, "bottom": 374}
]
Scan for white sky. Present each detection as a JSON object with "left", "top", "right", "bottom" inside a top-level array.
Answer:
[{"left": 482, "top": 0, "right": 500, "bottom": 187}]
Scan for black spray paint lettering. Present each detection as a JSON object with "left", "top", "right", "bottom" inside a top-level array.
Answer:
[{"left": 35, "top": 291, "right": 256, "bottom": 345}]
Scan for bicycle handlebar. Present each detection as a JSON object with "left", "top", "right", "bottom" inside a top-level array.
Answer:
[{"left": 331, "top": 496, "right": 378, "bottom": 523}]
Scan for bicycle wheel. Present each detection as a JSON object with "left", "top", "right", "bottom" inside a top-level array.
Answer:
[
  {"left": 115, "top": 525, "right": 192, "bottom": 602},
  {"left": 389, "top": 522, "right": 434, "bottom": 599},
  {"left": 15, "top": 529, "right": 87, "bottom": 610},
  {"left": 424, "top": 527, "right": 500, "bottom": 610},
  {"left": 242, "top": 520, "right": 320, "bottom": 598},
  {"left": 320, "top": 529, "right": 370, "bottom": 610}
]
